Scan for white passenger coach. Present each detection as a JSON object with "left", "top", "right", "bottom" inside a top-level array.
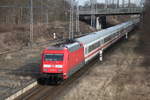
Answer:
[{"left": 76, "top": 18, "right": 139, "bottom": 63}]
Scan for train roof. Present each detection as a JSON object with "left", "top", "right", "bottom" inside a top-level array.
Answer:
[
  {"left": 76, "top": 21, "right": 133, "bottom": 45},
  {"left": 47, "top": 46, "right": 64, "bottom": 50},
  {"left": 46, "top": 42, "right": 81, "bottom": 52}
]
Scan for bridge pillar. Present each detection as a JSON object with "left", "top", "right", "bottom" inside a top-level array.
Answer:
[
  {"left": 96, "top": 17, "right": 102, "bottom": 30},
  {"left": 91, "top": 16, "right": 107, "bottom": 29},
  {"left": 96, "top": 16, "right": 107, "bottom": 30},
  {"left": 95, "top": 16, "right": 107, "bottom": 30}
]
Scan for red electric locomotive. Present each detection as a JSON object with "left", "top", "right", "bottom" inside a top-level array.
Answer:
[{"left": 40, "top": 42, "right": 85, "bottom": 80}]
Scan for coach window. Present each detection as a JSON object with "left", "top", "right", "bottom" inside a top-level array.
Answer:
[
  {"left": 104, "top": 36, "right": 110, "bottom": 43},
  {"left": 88, "top": 41, "right": 100, "bottom": 53}
]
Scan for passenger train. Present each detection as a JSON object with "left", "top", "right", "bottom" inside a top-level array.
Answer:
[{"left": 40, "top": 18, "right": 139, "bottom": 82}]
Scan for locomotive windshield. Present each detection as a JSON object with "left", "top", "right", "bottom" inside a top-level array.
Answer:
[{"left": 44, "top": 54, "right": 64, "bottom": 61}]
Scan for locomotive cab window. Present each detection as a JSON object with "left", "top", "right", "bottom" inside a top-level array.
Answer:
[{"left": 44, "top": 54, "right": 64, "bottom": 61}]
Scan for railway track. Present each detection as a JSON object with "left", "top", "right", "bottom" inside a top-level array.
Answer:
[{"left": 16, "top": 58, "right": 99, "bottom": 100}]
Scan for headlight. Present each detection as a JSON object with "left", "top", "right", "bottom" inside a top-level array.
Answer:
[
  {"left": 55, "top": 65, "right": 63, "bottom": 68},
  {"left": 43, "top": 64, "right": 51, "bottom": 68}
]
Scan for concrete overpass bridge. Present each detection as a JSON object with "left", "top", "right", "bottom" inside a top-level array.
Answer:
[
  {"left": 78, "top": 7, "right": 143, "bottom": 29},
  {"left": 79, "top": 7, "right": 143, "bottom": 16}
]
